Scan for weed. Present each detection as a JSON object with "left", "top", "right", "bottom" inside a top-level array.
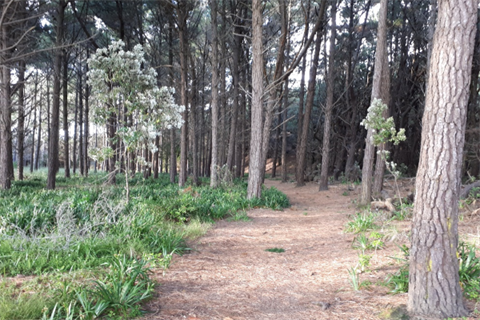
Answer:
[
  {"left": 266, "top": 248, "right": 285, "bottom": 253},
  {"left": 228, "top": 210, "right": 251, "bottom": 222},
  {"left": 358, "top": 254, "right": 372, "bottom": 272},
  {"left": 345, "top": 211, "right": 378, "bottom": 233},
  {"left": 348, "top": 267, "right": 359, "bottom": 291}
]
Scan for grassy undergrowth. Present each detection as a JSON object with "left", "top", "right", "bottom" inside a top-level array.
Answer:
[{"left": 0, "top": 171, "right": 289, "bottom": 319}]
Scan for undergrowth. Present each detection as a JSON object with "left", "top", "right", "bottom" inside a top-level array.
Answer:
[{"left": 0, "top": 172, "right": 289, "bottom": 319}]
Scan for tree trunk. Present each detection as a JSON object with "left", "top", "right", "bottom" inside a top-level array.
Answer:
[
  {"left": 360, "top": 0, "right": 389, "bottom": 205},
  {"left": 295, "top": 1, "right": 310, "bottom": 182},
  {"left": 35, "top": 86, "right": 42, "bottom": 170},
  {"left": 271, "top": 112, "right": 281, "bottom": 178},
  {"left": 170, "top": 128, "right": 176, "bottom": 183},
  {"left": 189, "top": 54, "right": 199, "bottom": 185},
  {"left": 47, "top": 0, "right": 66, "bottom": 190},
  {"left": 31, "top": 72, "right": 38, "bottom": 173},
  {"left": 258, "top": 0, "right": 291, "bottom": 185},
  {"left": 319, "top": 1, "right": 337, "bottom": 191},
  {"left": 296, "top": 27, "right": 323, "bottom": 187},
  {"left": 177, "top": 1, "right": 189, "bottom": 187},
  {"left": 247, "top": 0, "right": 264, "bottom": 199},
  {"left": 226, "top": 5, "right": 242, "bottom": 173},
  {"left": 17, "top": 59, "right": 26, "bottom": 180},
  {"left": 73, "top": 80, "right": 78, "bottom": 175},
  {"left": 0, "top": 13, "right": 13, "bottom": 189},
  {"left": 78, "top": 67, "right": 84, "bottom": 176},
  {"left": 281, "top": 70, "right": 289, "bottom": 182},
  {"left": 210, "top": 0, "right": 220, "bottom": 188},
  {"left": 83, "top": 61, "right": 89, "bottom": 177},
  {"left": 408, "top": 0, "right": 477, "bottom": 318},
  {"left": 62, "top": 50, "right": 70, "bottom": 178}
]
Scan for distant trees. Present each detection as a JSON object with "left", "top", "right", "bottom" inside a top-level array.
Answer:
[{"left": 0, "top": 0, "right": 477, "bottom": 210}]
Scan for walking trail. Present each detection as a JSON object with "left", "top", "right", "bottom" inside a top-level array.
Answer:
[{"left": 144, "top": 180, "right": 409, "bottom": 320}]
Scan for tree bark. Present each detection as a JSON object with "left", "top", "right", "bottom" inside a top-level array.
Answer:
[
  {"left": 0, "top": 11, "right": 13, "bottom": 189},
  {"left": 319, "top": 1, "right": 337, "bottom": 191},
  {"left": 47, "top": 0, "right": 66, "bottom": 190},
  {"left": 78, "top": 66, "right": 84, "bottom": 176},
  {"left": 83, "top": 60, "right": 89, "bottom": 177},
  {"left": 177, "top": 1, "right": 189, "bottom": 187},
  {"left": 360, "top": 0, "right": 389, "bottom": 205},
  {"left": 17, "top": 59, "right": 26, "bottom": 180},
  {"left": 226, "top": 3, "right": 242, "bottom": 173},
  {"left": 247, "top": 0, "right": 264, "bottom": 199},
  {"left": 62, "top": 50, "right": 70, "bottom": 178},
  {"left": 210, "top": 0, "right": 220, "bottom": 188},
  {"left": 189, "top": 54, "right": 198, "bottom": 185},
  {"left": 295, "top": 1, "right": 310, "bottom": 182},
  {"left": 31, "top": 72, "right": 38, "bottom": 173},
  {"left": 408, "top": 0, "right": 477, "bottom": 318}
]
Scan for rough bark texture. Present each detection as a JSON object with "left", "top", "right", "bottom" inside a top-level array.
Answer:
[
  {"left": 210, "top": 0, "right": 219, "bottom": 188},
  {"left": 408, "top": 0, "right": 477, "bottom": 318},
  {"left": 360, "top": 0, "right": 389, "bottom": 205},
  {"left": 47, "top": 0, "right": 66, "bottom": 190},
  {"left": 246, "top": 0, "right": 264, "bottom": 199},
  {"left": 0, "top": 12, "right": 13, "bottom": 189},
  {"left": 319, "top": 1, "right": 336, "bottom": 191}
]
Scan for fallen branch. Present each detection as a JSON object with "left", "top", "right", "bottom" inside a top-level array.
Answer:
[
  {"left": 460, "top": 181, "right": 480, "bottom": 199},
  {"left": 371, "top": 198, "right": 395, "bottom": 212}
]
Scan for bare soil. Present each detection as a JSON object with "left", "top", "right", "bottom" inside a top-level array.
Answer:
[{"left": 143, "top": 180, "right": 415, "bottom": 320}]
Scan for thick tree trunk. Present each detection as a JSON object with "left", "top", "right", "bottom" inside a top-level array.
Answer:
[
  {"left": 247, "top": 0, "right": 264, "bottom": 199},
  {"left": 47, "top": 0, "right": 66, "bottom": 190},
  {"left": 0, "top": 21, "right": 13, "bottom": 189},
  {"left": 360, "top": 0, "right": 389, "bottom": 205},
  {"left": 319, "top": 1, "right": 337, "bottom": 191},
  {"left": 210, "top": 0, "right": 220, "bottom": 188},
  {"left": 408, "top": 0, "right": 477, "bottom": 318}
]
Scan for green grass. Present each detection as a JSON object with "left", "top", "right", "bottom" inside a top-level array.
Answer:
[
  {"left": 0, "top": 171, "right": 290, "bottom": 319},
  {"left": 265, "top": 248, "right": 285, "bottom": 253}
]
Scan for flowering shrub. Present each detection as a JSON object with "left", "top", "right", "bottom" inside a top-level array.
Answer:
[{"left": 87, "top": 40, "right": 184, "bottom": 193}]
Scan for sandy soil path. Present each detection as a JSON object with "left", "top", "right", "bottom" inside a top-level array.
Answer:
[{"left": 144, "top": 180, "right": 407, "bottom": 320}]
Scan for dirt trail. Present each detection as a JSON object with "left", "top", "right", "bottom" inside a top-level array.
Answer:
[{"left": 144, "top": 180, "right": 407, "bottom": 320}]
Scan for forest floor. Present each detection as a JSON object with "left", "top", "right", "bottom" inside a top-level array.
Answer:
[{"left": 144, "top": 178, "right": 480, "bottom": 320}]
